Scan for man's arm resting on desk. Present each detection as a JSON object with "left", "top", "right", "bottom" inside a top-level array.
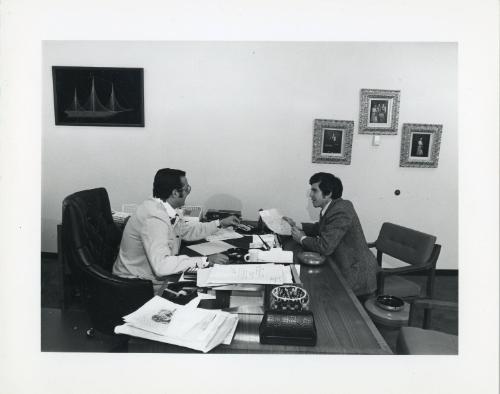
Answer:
[
  {"left": 301, "top": 210, "right": 352, "bottom": 255},
  {"left": 142, "top": 217, "right": 208, "bottom": 276}
]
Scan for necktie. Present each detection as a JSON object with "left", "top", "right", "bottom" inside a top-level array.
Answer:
[{"left": 170, "top": 214, "right": 179, "bottom": 225}]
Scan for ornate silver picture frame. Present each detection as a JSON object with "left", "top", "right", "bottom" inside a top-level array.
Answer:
[
  {"left": 359, "top": 89, "right": 400, "bottom": 134},
  {"left": 399, "top": 123, "right": 443, "bottom": 168},
  {"left": 312, "top": 119, "right": 354, "bottom": 165}
]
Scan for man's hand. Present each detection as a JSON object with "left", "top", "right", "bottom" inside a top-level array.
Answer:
[
  {"left": 291, "top": 226, "right": 306, "bottom": 243},
  {"left": 219, "top": 215, "right": 240, "bottom": 228},
  {"left": 207, "top": 253, "right": 229, "bottom": 265},
  {"left": 282, "top": 216, "right": 297, "bottom": 227}
]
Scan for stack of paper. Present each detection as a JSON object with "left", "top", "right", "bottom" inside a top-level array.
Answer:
[
  {"left": 186, "top": 240, "right": 233, "bottom": 255},
  {"left": 197, "top": 264, "right": 293, "bottom": 287},
  {"left": 114, "top": 296, "right": 239, "bottom": 353}
]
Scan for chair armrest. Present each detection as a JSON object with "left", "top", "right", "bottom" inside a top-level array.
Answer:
[
  {"left": 367, "top": 242, "right": 377, "bottom": 248},
  {"left": 410, "top": 298, "right": 458, "bottom": 311},
  {"left": 380, "top": 264, "right": 433, "bottom": 276}
]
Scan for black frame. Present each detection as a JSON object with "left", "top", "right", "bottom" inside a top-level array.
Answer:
[{"left": 52, "top": 66, "right": 144, "bottom": 127}]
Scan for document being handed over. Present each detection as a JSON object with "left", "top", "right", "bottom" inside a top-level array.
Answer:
[{"left": 259, "top": 208, "right": 292, "bottom": 235}]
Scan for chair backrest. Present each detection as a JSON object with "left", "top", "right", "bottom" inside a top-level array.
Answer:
[
  {"left": 375, "top": 222, "right": 437, "bottom": 266},
  {"left": 62, "top": 187, "right": 122, "bottom": 273},
  {"left": 61, "top": 188, "right": 154, "bottom": 334}
]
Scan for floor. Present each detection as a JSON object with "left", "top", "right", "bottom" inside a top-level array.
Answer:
[{"left": 41, "top": 255, "right": 458, "bottom": 353}]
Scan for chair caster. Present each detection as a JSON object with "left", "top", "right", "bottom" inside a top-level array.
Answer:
[{"left": 86, "top": 328, "right": 95, "bottom": 338}]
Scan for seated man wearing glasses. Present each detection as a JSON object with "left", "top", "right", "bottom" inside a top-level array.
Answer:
[{"left": 113, "top": 168, "right": 240, "bottom": 293}]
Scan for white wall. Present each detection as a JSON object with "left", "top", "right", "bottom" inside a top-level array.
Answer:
[{"left": 42, "top": 41, "right": 457, "bottom": 268}]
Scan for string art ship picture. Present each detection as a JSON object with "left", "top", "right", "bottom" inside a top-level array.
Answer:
[{"left": 53, "top": 66, "right": 144, "bottom": 127}]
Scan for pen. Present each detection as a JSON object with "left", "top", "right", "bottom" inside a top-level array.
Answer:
[
  {"left": 163, "top": 287, "right": 188, "bottom": 297},
  {"left": 257, "top": 234, "right": 271, "bottom": 250}
]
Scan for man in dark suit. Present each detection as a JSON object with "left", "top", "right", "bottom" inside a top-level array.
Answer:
[{"left": 284, "top": 172, "right": 378, "bottom": 297}]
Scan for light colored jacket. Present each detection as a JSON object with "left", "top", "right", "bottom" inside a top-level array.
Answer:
[{"left": 113, "top": 198, "right": 219, "bottom": 287}]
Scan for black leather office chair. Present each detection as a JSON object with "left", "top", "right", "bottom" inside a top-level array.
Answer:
[
  {"left": 61, "top": 188, "right": 154, "bottom": 335},
  {"left": 396, "top": 298, "right": 458, "bottom": 354}
]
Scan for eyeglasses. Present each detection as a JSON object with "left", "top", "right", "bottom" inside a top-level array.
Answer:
[{"left": 178, "top": 184, "right": 191, "bottom": 194}]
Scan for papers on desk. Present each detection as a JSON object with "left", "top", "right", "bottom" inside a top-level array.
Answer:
[
  {"left": 249, "top": 248, "right": 293, "bottom": 263},
  {"left": 206, "top": 227, "right": 243, "bottom": 242},
  {"left": 186, "top": 240, "right": 233, "bottom": 255},
  {"left": 197, "top": 264, "right": 293, "bottom": 286},
  {"left": 259, "top": 209, "right": 292, "bottom": 235},
  {"left": 250, "top": 234, "right": 276, "bottom": 249},
  {"left": 114, "top": 296, "right": 238, "bottom": 353}
]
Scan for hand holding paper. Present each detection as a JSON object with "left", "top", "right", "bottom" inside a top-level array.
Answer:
[{"left": 259, "top": 209, "right": 292, "bottom": 235}]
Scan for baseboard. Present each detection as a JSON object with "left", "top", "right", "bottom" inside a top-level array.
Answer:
[
  {"left": 41, "top": 252, "right": 58, "bottom": 260},
  {"left": 435, "top": 269, "right": 459, "bottom": 276}
]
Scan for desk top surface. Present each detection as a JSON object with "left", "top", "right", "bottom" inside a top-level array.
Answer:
[{"left": 128, "top": 237, "right": 392, "bottom": 354}]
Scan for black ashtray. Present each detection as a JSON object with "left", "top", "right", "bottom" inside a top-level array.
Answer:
[
  {"left": 375, "top": 295, "right": 404, "bottom": 312},
  {"left": 161, "top": 281, "right": 198, "bottom": 305},
  {"left": 223, "top": 248, "right": 247, "bottom": 262}
]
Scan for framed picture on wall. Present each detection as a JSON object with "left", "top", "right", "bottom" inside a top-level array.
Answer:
[
  {"left": 359, "top": 89, "right": 400, "bottom": 134},
  {"left": 399, "top": 123, "right": 443, "bottom": 168},
  {"left": 52, "top": 66, "right": 144, "bottom": 127},
  {"left": 312, "top": 119, "right": 354, "bottom": 165}
]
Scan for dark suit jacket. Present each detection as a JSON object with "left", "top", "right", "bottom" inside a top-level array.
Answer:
[{"left": 301, "top": 198, "right": 378, "bottom": 296}]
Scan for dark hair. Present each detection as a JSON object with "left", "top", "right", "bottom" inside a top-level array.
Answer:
[
  {"left": 309, "top": 172, "right": 343, "bottom": 199},
  {"left": 153, "top": 168, "right": 186, "bottom": 201}
]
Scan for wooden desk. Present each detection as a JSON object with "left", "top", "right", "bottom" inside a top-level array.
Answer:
[{"left": 127, "top": 258, "right": 392, "bottom": 354}]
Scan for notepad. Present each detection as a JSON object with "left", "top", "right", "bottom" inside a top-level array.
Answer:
[{"left": 186, "top": 241, "right": 233, "bottom": 255}]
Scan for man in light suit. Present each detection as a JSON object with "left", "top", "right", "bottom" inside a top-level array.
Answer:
[
  {"left": 284, "top": 172, "right": 378, "bottom": 297},
  {"left": 113, "top": 168, "right": 240, "bottom": 293}
]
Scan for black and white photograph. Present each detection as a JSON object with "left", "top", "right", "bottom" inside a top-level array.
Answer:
[
  {"left": 410, "top": 133, "right": 431, "bottom": 158},
  {"left": 359, "top": 89, "right": 400, "bottom": 134},
  {"left": 312, "top": 119, "right": 353, "bottom": 164},
  {"left": 52, "top": 66, "right": 144, "bottom": 127},
  {"left": 322, "top": 128, "right": 343, "bottom": 155},
  {"left": 400, "top": 123, "right": 443, "bottom": 168},
  {"left": 2, "top": 2, "right": 499, "bottom": 394}
]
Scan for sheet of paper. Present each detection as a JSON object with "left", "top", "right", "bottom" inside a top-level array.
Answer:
[
  {"left": 118, "top": 295, "right": 239, "bottom": 352},
  {"left": 259, "top": 208, "right": 292, "bottom": 235},
  {"left": 206, "top": 228, "right": 243, "bottom": 242},
  {"left": 251, "top": 234, "right": 276, "bottom": 248},
  {"left": 206, "top": 264, "right": 287, "bottom": 285},
  {"left": 186, "top": 240, "right": 233, "bottom": 256}
]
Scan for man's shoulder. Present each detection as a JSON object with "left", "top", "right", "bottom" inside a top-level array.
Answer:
[
  {"left": 331, "top": 198, "right": 354, "bottom": 211},
  {"left": 137, "top": 199, "right": 169, "bottom": 221}
]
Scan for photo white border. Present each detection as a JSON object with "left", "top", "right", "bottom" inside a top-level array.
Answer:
[{"left": 0, "top": 1, "right": 498, "bottom": 394}]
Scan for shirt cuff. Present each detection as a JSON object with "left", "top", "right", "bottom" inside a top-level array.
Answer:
[{"left": 299, "top": 235, "right": 307, "bottom": 244}]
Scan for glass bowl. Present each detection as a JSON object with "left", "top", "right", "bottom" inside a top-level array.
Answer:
[{"left": 270, "top": 285, "right": 310, "bottom": 311}]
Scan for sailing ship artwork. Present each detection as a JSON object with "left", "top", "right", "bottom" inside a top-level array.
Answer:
[{"left": 52, "top": 66, "right": 144, "bottom": 126}]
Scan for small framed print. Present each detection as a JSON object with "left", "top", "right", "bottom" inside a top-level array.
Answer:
[
  {"left": 312, "top": 119, "right": 354, "bottom": 165},
  {"left": 400, "top": 123, "right": 443, "bottom": 168},
  {"left": 359, "top": 89, "right": 401, "bottom": 134}
]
